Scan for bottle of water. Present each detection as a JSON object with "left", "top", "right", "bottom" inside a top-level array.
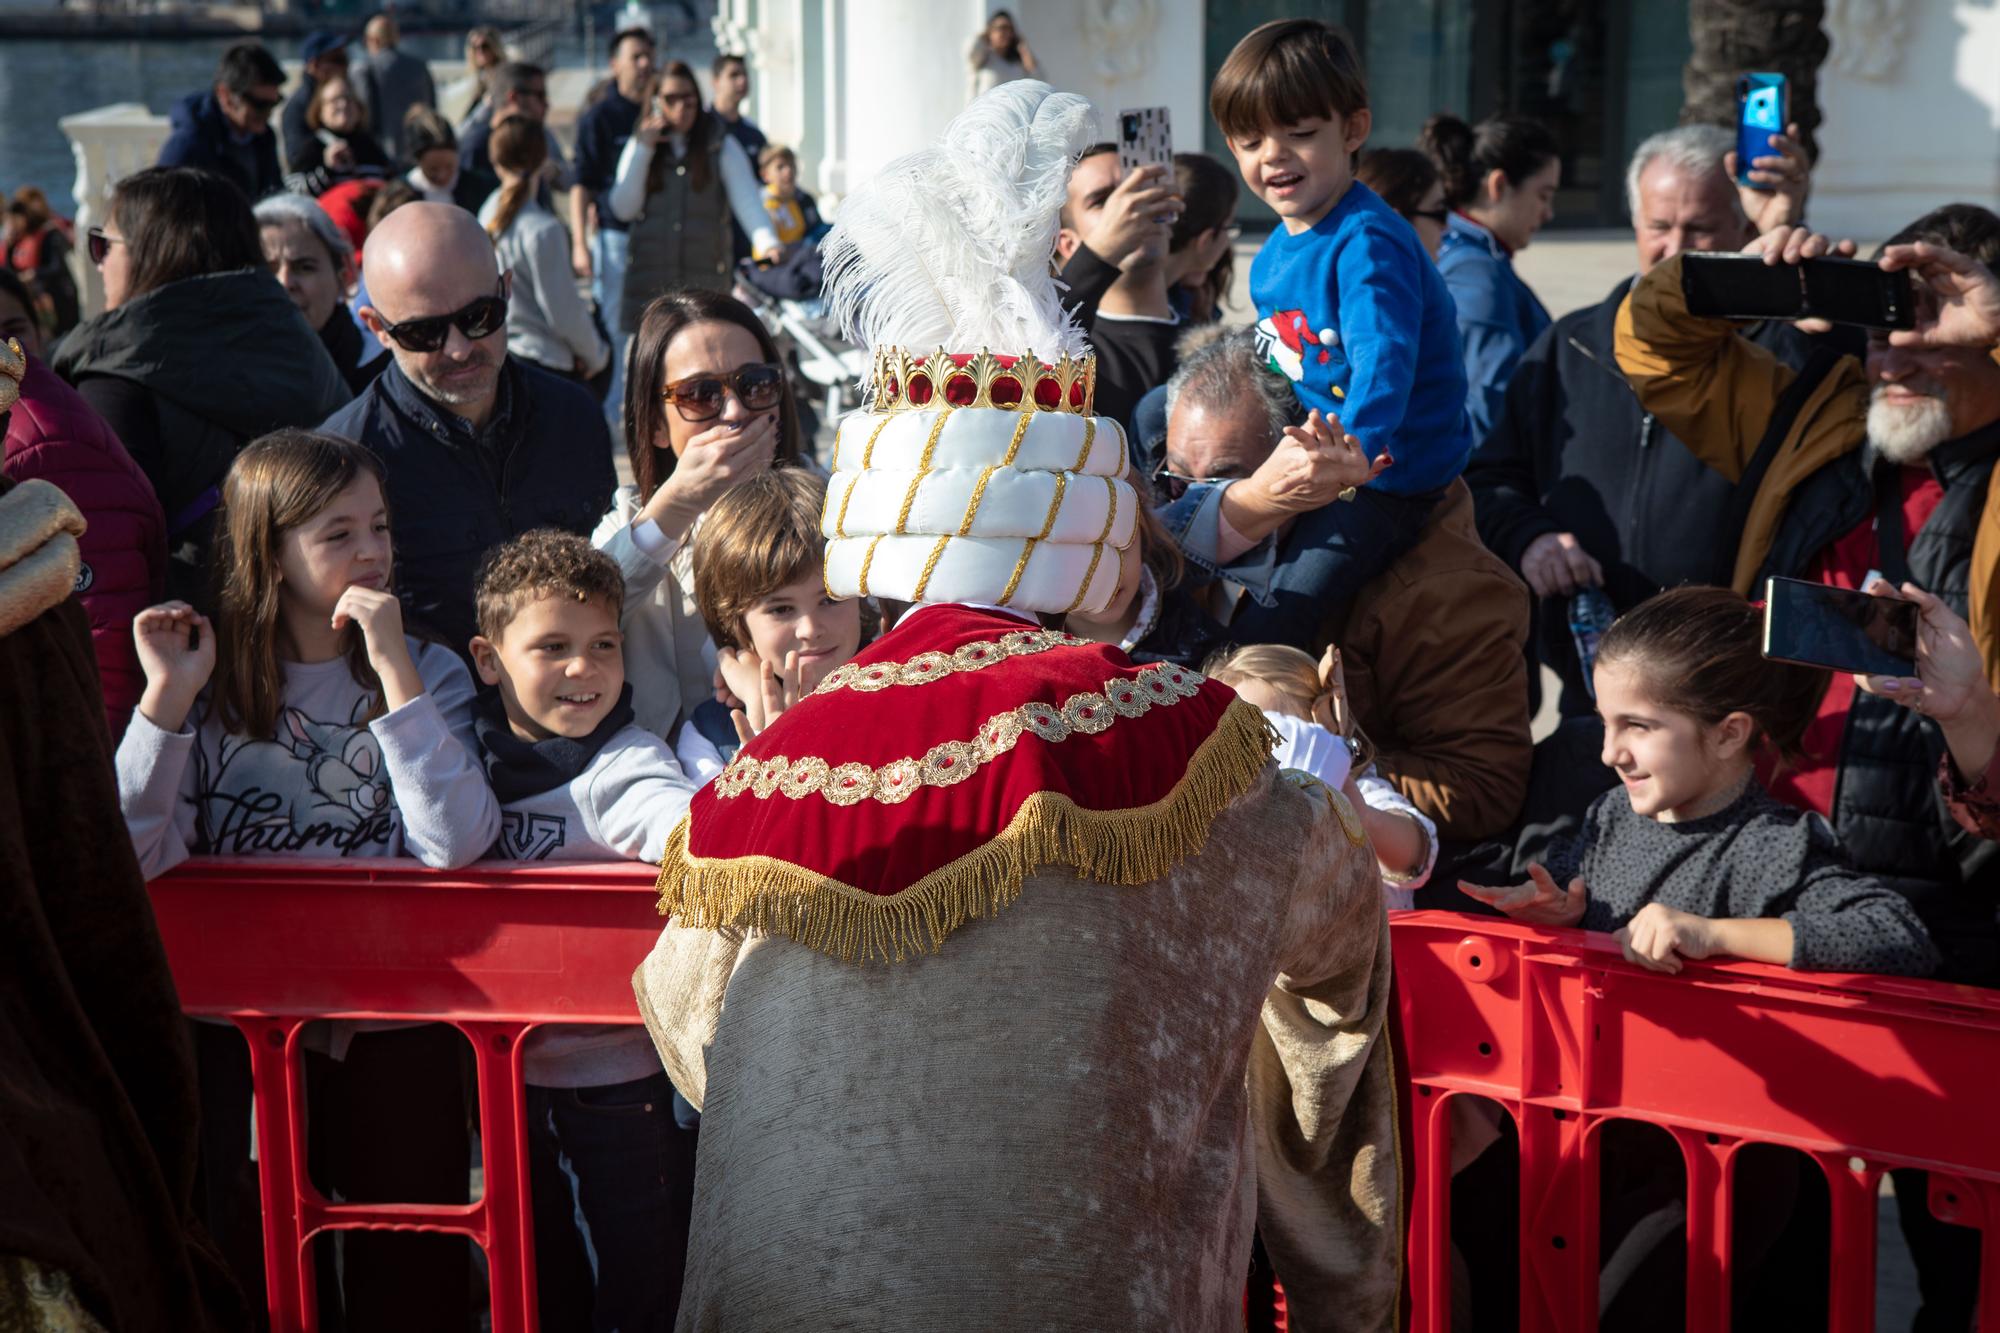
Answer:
[{"left": 1569, "top": 587, "right": 1617, "bottom": 699}]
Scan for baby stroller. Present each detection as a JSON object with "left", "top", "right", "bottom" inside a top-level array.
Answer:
[{"left": 734, "top": 239, "right": 869, "bottom": 446}]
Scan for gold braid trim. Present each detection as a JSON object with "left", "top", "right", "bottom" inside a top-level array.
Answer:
[
  {"left": 653, "top": 696, "right": 1277, "bottom": 964},
  {"left": 856, "top": 533, "right": 885, "bottom": 599},
  {"left": 894, "top": 408, "right": 954, "bottom": 535},
  {"left": 995, "top": 537, "right": 1036, "bottom": 607}
]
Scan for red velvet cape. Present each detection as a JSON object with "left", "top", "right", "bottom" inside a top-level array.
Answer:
[{"left": 654, "top": 604, "right": 1275, "bottom": 963}]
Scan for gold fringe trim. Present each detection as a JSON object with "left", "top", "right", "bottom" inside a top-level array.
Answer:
[{"left": 654, "top": 696, "right": 1276, "bottom": 965}]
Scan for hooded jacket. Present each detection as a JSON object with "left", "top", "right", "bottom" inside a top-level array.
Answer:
[
  {"left": 156, "top": 91, "right": 284, "bottom": 202},
  {"left": 53, "top": 268, "right": 350, "bottom": 605},
  {"left": 2, "top": 351, "right": 166, "bottom": 741}
]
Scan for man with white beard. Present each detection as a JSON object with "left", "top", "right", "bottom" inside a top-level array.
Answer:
[{"left": 1620, "top": 207, "right": 2000, "bottom": 1329}]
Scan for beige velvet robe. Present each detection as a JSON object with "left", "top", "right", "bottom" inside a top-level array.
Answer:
[{"left": 634, "top": 765, "right": 1399, "bottom": 1331}]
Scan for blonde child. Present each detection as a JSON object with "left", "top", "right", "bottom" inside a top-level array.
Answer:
[
  {"left": 1205, "top": 641, "right": 1437, "bottom": 905},
  {"left": 756, "top": 143, "right": 822, "bottom": 250},
  {"left": 1462, "top": 586, "right": 1938, "bottom": 976},
  {"left": 682, "top": 468, "right": 873, "bottom": 782}
]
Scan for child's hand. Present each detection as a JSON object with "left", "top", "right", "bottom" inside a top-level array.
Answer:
[
  {"left": 1458, "top": 864, "right": 1586, "bottom": 927},
  {"left": 727, "top": 650, "right": 807, "bottom": 746},
  {"left": 332, "top": 585, "right": 423, "bottom": 711},
  {"left": 1281, "top": 409, "right": 1390, "bottom": 496},
  {"left": 1612, "top": 903, "right": 1719, "bottom": 974},
  {"left": 133, "top": 601, "right": 215, "bottom": 731},
  {"left": 1311, "top": 644, "right": 1353, "bottom": 738}
]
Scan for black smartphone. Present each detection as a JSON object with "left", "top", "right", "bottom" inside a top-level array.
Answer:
[
  {"left": 1761, "top": 576, "right": 1919, "bottom": 677},
  {"left": 1681, "top": 253, "right": 1915, "bottom": 329}
]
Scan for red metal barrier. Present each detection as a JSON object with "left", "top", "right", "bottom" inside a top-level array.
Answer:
[
  {"left": 149, "top": 862, "right": 2000, "bottom": 1332},
  {"left": 152, "top": 858, "right": 663, "bottom": 1333},
  {"left": 1394, "top": 909, "right": 2000, "bottom": 1332}
]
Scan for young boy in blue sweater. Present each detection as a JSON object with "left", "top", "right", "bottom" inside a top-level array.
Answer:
[
  {"left": 466, "top": 529, "right": 700, "bottom": 1332},
  {"left": 1206, "top": 18, "right": 1472, "bottom": 644}
]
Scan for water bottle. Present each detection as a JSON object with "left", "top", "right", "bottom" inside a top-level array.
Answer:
[{"left": 1569, "top": 587, "right": 1617, "bottom": 699}]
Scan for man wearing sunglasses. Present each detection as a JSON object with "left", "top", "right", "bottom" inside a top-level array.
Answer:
[
  {"left": 320, "top": 203, "right": 615, "bottom": 655},
  {"left": 157, "top": 42, "right": 287, "bottom": 202}
]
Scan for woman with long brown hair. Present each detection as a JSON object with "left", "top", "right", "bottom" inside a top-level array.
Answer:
[
  {"left": 113, "top": 428, "right": 498, "bottom": 1331},
  {"left": 592, "top": 287, "right": 805, "bottom": 735},
  {"left": 482, "top": 116, "right": 609, "bottom": 379},
  {"left": 605, "top": 62, "right": 778, "bottom": 340}
]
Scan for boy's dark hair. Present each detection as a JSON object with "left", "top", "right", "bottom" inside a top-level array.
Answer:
[
  {"left": 1209, "top": 20, "right": 1367, "bottom": 142},
  {"left": 402, "top": 105, "right": 458, "bottom": 158},
  {"left": 1418, "top": 113, "right": 1560, "bottom": 212},
  {"left": 712, "top": 52, "right": 747, "bottom": 77},
  {"left": 217, "top": 42, "right": 284, "bottom": 97},
  {"left": 1357, "top": 147, "right": 1441, "bottom": 220},
  {"left": 610, "top": 26, "right": 654, "bottom": 61},
  {"left": 692, "top": 469, "right": 832, "bottom": 650},
  {"left": 1877, "top": 203, "right": 2000, "bottom": 267},
  {"left": 475, "top": 529, "right": 627, "bottom": 641},
  {"left": 757, "top": 143, "right": 797, "bottom": 175},
  {"left": 1595, "top": 585, "right": 1829, "bottom": 763}
]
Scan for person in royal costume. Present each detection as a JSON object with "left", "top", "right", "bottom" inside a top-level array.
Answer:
[{"left": 633, "top": 82, "right": 1401, "bottom": 1331}]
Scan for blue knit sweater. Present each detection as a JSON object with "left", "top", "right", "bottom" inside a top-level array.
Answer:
[{"left": 1248, "top": 181, "right": 1472, "bottom": 496}]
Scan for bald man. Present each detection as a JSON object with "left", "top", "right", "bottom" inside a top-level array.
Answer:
[
  {"left": 322, "top": 203, "right": 614, "bottom": 654},
  {"left": 354, "top": 11, "right": 436, "bottom": 162}
]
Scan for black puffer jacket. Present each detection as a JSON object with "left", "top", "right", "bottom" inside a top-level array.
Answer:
[
  {"left": 1755, "top": 428, "right": 2000, "bottom": 983},
  {"left": 53, "top": 267, "right": 350, "bottom": 604},
  {"left": 1465, "top": 277, "right": 1821, "bottom": 714}
]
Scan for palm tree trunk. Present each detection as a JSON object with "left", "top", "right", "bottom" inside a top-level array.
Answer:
[{"left": 1682, "top": 0, "right": 1830, "bottom": 162}]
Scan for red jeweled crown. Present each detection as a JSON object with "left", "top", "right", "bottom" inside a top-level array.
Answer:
[{"left": 868, "top": 347, "right": 1097, "bottom": 416}]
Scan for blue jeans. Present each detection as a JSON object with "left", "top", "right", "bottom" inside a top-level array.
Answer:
[
  {"left": 527, "top": 1070, "right": 698, "bottom": 1333},
  {"left": 593, "top": 228, "right": 632, "bottom": 436}
]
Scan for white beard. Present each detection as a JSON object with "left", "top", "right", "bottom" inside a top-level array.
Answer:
[{"left": 1868, "top": 387, "right": 1954, "bottom": 464}]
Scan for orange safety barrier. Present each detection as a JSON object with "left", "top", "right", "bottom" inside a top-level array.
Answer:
[
  {"left": 150, "top": 861, "right": 2000, "bottom": 1332},
  {"left": 1394, "top": 909, "right": 2000, "bottom": 1332},
  {"left": 152, "top": 857, "right": 664, "bottom": 1333}
]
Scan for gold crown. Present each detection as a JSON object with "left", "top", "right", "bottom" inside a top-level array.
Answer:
[{"left": 868, "top": 346, "right": 1096, "bottom": 416}]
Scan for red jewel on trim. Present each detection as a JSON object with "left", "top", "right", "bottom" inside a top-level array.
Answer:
[
  {"left": 944, "top": 374, "right": 978, "bottom": 406},
  {"left": 1033, "top": 377, "right": 1062, "bottom": 409},
  {"left": 940, "top": 757, "right": 954, "bottom": 767},
  {"left": 1067, "top": 380, "right": 1085, "bottom": 408},
  {"left": 908, "top": 373, "right": 934, "bottom": 405},
  {"left": 989, "top": 375, "right": 1023, "bottom": 407}
]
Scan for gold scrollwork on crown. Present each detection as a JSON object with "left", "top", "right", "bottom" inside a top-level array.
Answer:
[{"left": 867, "top": 346, "right": 1097, "bottom": 417}]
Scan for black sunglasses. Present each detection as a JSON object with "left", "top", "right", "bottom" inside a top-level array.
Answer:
[
  {"left": 1410, "top": 208, "right": 1450, "bottom": 225},
  {"left": 86, "top": 226, "right": 127, "bottom": 267},
  {"left": 237, "top": 88, "right": 283, "bottom": 113},
  {"left": 376, "top": 284, "right": 510, "bottom": 353},
  {"left": 661, "top": 363, "right": 785, "bottom": 421}
]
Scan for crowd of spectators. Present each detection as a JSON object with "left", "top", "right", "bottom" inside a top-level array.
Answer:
[{"left": 11, "top": 8, "right": 2000, "bottom": 1330}]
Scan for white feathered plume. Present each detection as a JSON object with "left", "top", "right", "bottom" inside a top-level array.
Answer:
[{"left": 821, "top": 80, "right": 1095, "bottom": 365}]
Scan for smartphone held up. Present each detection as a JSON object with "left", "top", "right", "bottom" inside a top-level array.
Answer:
[{"left": 1761, "top": 576, "right": 1919, "bottom": 678}]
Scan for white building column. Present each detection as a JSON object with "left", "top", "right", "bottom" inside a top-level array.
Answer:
[{"left": 1811, "top": 4, "right": 2000, "bottom": 241}]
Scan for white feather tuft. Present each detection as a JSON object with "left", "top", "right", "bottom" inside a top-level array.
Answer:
[{"left": 822, "top": 80, "right": 1095, "bottom": 365}]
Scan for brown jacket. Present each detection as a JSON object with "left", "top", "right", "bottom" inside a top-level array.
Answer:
[
  {"left": 1341, "top": 479, "right": 1533, "bottom": 842},
  {"left": 1615, "top": 252, "right": 2000, "bottom": 689}
]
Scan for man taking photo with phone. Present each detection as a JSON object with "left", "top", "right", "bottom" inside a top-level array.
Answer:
[{"left": 1617, "top": 212, "right": 2000, "bottom": 1327}]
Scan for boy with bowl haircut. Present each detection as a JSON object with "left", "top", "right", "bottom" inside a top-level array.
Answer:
[
  {"left": 466, "top": 527, "right": 698, "bottom": 1329},
  {"left": 678, "top": 469, "right": 871, "bottom": 783},
  {"left": 1207, "top": 18, "right": 1472, "bottom": 644}
]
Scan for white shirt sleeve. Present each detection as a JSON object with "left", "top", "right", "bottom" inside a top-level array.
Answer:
[
  {"left": 717, "top": 134, "right": 780, "bottom": 255},
  {"left": 370, "top": 643, "right": 502, "bottom": 869},
  {"left": 115, "top": 708, "right": 202, "bottom": 880},
  {"left": 608, "top": 136, "right": 653, "bottom": 224},
  {"left": 673, "top": 722, "right": 728, "bottom": 788},
  {"left": 1356, "top": 767, "right": 1438, "bottom": 900},
  {"left": 530, "top": 218, "right": 609, "bottom": 373},
  {"left": 584, "top": 731, "right": 698, "bottom": 863}
]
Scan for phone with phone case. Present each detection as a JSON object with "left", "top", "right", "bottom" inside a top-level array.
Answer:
[
  {"left": 1761, "top": 576, "right": 1919, "bottom": 677},
  {"left": 1736, "top": 72, "right": 1788, "bottom": 189},
  {"left": 1681, "top": 252, "right": 1915, "bottom": 329},
  {"left": 1117, "top": 106, "right": 1173, "bottom": 177}
]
